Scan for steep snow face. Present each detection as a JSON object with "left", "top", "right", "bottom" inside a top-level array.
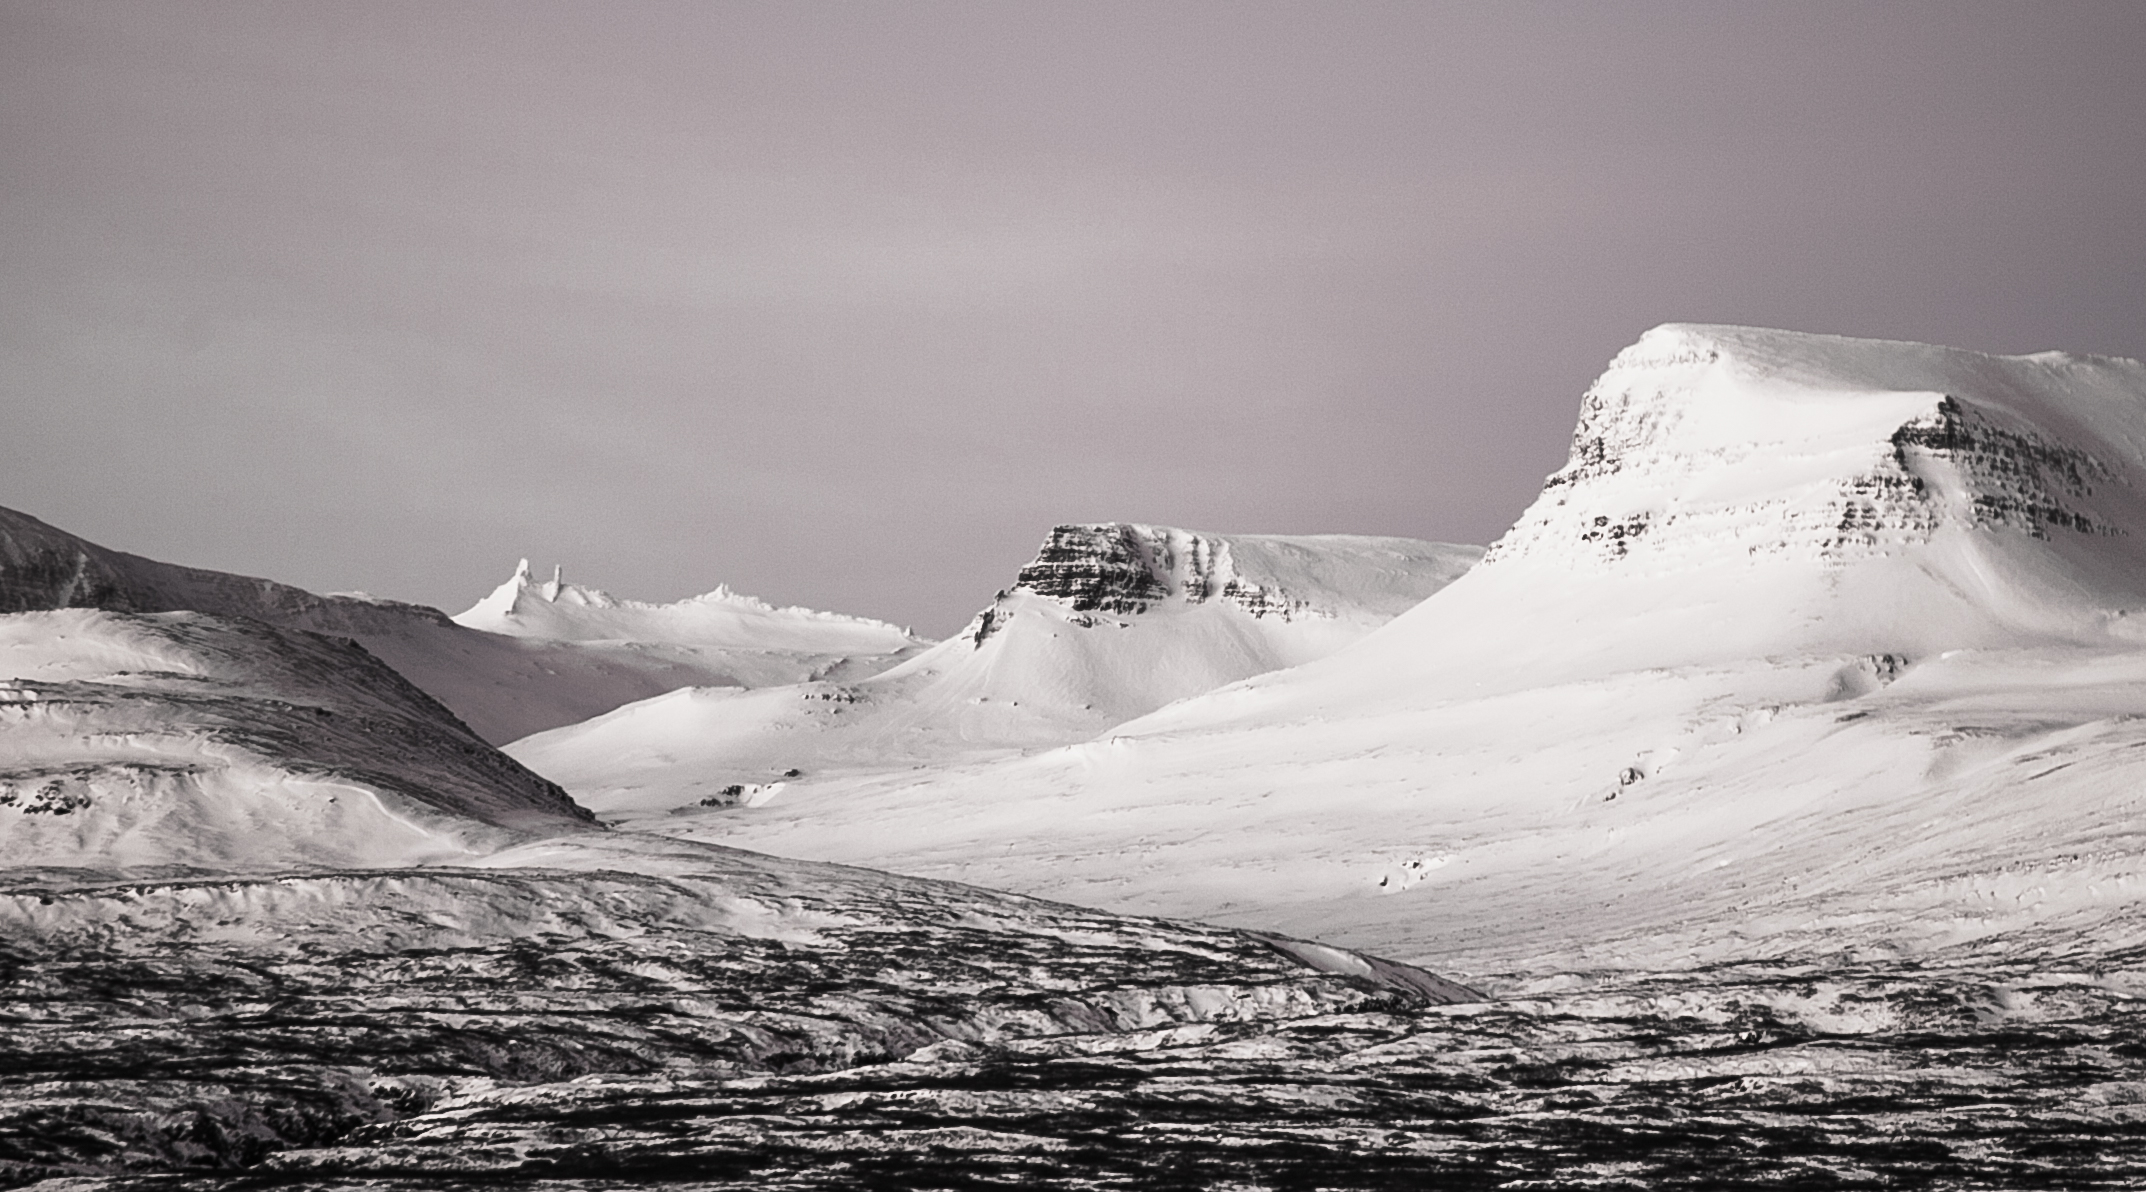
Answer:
[
  {"left": 455, "top": 559, "right": 922, "bottom": 657},
  {"left": 509, "top": 527, "right": 1479, "bottom": 813},
  {"left": 0, "top": 609, "right": 590, "bottom": 870}
]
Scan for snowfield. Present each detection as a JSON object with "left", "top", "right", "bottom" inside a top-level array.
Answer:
[{"left": 9, "top": 323, "right": 2146, "bottom": 1186}]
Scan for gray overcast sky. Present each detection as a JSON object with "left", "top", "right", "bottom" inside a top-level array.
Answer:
[{"left": 4, "top": 1, "right": 2144, "bottom": 634}]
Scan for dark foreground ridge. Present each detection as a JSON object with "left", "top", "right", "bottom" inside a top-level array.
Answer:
[
  {"left": 5, "top": 860, "right": 2146, "bottom": 1189},
  {"left": 0, "top": 853, "right": 1483, "bottom": 1188}
]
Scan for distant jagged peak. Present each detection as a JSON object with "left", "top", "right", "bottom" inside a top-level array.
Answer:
[
  {"left": 1483, "top": 324, "right": 2146, "bottom": 575},
  {"left": 452, "top": 558, "right": 920, "bottom": 650},
  {"left": 967, "top": 522, "right": 1481, "bottom": 645},
  {"left": 457, "top": 558, "right": 820, "bottom": 620}
]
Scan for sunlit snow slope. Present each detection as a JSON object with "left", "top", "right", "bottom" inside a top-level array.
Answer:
[
  {"left": 0, "top": 506, "right": 920, "bottom": 743},
  {"left": 0, "top": 608, "right": 590, "bottom": 869},
  {"left": 660, "top": 325, "right": 2146, "bottom": 970},
  {"left": 510, "top": 526, "right": 1480, "bottom": 813}
]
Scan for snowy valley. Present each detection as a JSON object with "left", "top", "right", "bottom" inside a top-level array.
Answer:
[{"left": 10, "top": 324, "right": 2146, "bottom": 1187}]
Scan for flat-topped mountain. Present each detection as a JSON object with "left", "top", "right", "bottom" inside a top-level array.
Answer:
[
  {"left": 983, "top": 522, "right": 1473, "bottom": 633},
  {"left": 1230, "top": 323, "right": 2146, "bottom": 702},
  {"left": 507, "top": 524, "right": 1480, "bottom": 814},
  {"left": 1491, "top": 323, "right": 2146, "bottom": 575}
]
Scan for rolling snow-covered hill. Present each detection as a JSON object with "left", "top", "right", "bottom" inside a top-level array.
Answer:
[
  {"left": 0, "top": 608, "right": 590, "bottom": 869},
  {"left": 0, "top": 506, "right": 922, "bottom": 743},
  {"left": 507, "top": 525, "right": 1480, "bottom": 814},
  {"left": 648, "top": 325, "right": 2146, "bottom": 971}
]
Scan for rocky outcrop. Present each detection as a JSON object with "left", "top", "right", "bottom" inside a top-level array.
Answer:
[
  {"left": 996, "top": 524, "right": 1316, "bottom": 635},
  {"left": 1888, "top": 397, "right": 2113, "bottom": 540},
  {"left": 1013, "top": 525, "right": 1178, "bottom": 615}
]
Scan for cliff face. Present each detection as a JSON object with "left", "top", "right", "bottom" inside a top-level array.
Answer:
[
  {"left": 981, "top": 522, "right": 1484, "bottom": 649},
  {"left": 1481, "top": 325, "right": 2146, "bottom": 578},
  {"left": 1003, "top": 524, "right": 1316, "bottom": 625}
]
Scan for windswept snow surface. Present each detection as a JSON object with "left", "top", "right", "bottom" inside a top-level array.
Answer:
[
  {"left": 0, "top": 506, "right": 924, "bottom": 743},
  {"left": 508, "top": 526, "right": 1479, "bottom": 813},
  {"left": 644, "top": 325, "right": 2146, "bottom": 975}
]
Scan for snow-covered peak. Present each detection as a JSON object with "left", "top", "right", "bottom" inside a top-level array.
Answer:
[
  {"left": 1146, "top": 325, "right": 2146, "bottom": 707},
  {"left": 452, "top": 559, "right": 922, "bottom": 654},
  {"left": 1486, "top": 323, "right": 2146, "bottom": 575}
]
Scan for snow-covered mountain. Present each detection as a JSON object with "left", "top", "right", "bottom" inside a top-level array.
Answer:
[
  {"left": 0, "top": 608, "right": 590, "bottom": 870},
  {"left": 654, "top": 326, "right": 2146, "bottom": 971},
  {"left": 0, "top": 506, "right": 921, "bottom": 743},
  {"left": 1321, "top": 323, "right": 2146, "bottom": 693},
  {"left": 453, "top": 557, "right": 925, "bottom": 691},
  {"left": 508, "top": 525, "right": 1480, "bottom": 813}
]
